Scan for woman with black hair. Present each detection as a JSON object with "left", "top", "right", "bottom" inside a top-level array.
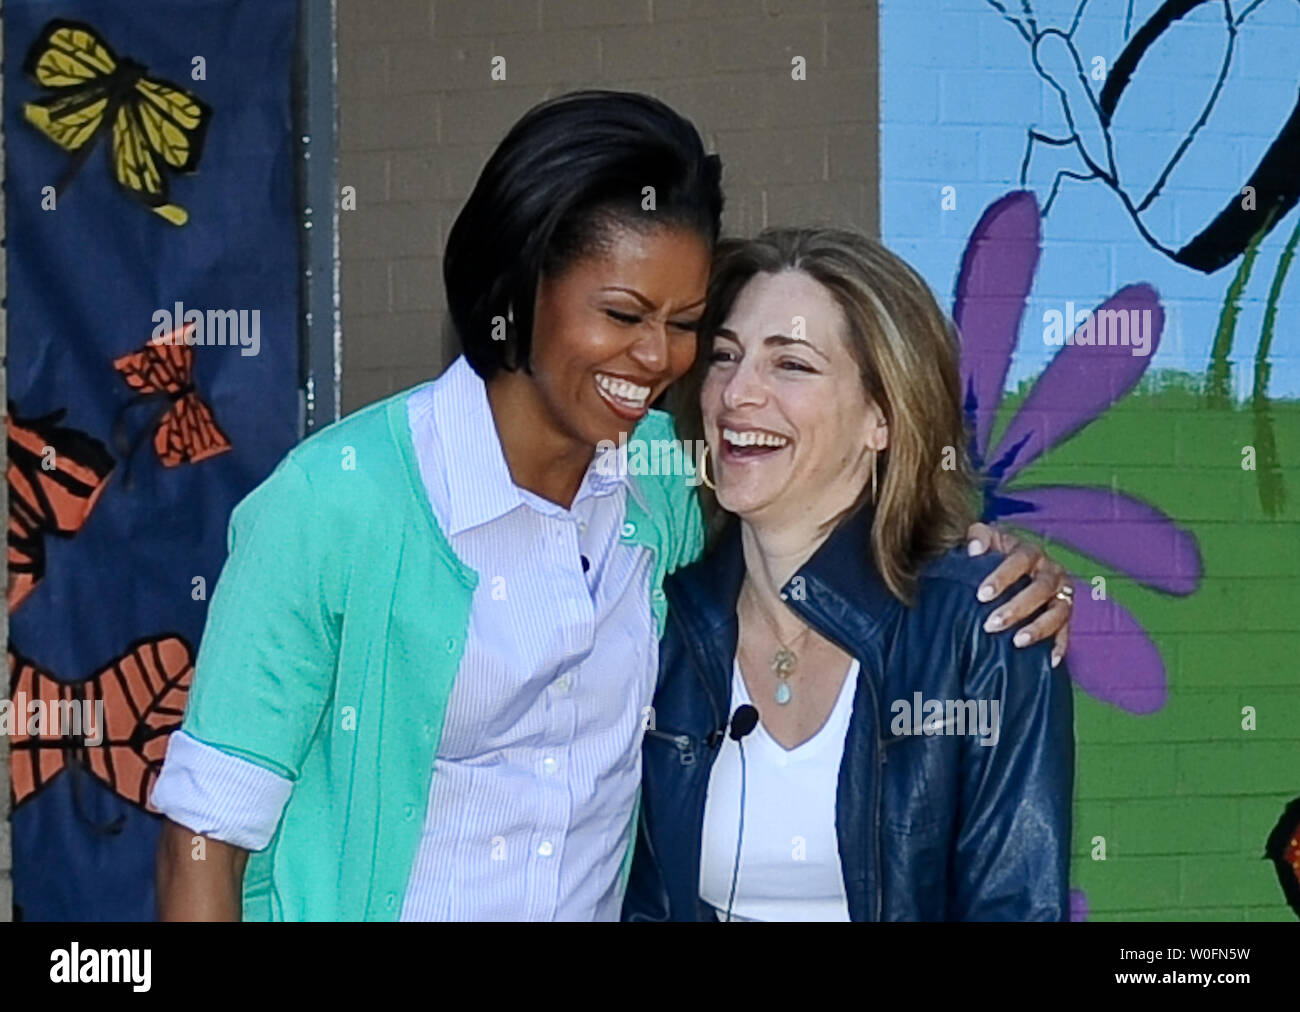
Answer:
[{"left": 151, "top": 91, "right": 1072, "bottom": 921}]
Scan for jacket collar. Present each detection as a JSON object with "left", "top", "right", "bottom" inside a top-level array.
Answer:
[
  {"left": 668, "top": 501, "right": 902, "bottom": 643},
  {"left": 664, "top": 502, "right": 904, "bottom": 737},
  {"left": 787, "top": 502, "right": 903, "bottom": 649}
]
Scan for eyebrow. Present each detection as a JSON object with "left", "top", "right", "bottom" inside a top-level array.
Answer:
[
  {"left": 713, "top": 328, "right": 831, "bottom": 361},
  {"left": 599, "top": 287, "right": 706, "bottom": 313}
]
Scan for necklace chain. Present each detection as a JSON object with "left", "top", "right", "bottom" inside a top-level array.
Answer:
[{"left": 742, "top": 583, "right": 812, "bottom": 704}]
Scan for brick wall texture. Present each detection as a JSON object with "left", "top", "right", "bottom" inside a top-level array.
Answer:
[{"left": 336, "top": 0, "right": 879, "bottom": 412}]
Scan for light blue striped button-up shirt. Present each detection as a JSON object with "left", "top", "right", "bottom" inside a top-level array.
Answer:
[{"left": 152, "top": 356, "right": 658, "bottom": 920}]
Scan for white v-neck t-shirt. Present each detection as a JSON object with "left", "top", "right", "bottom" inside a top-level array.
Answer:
[{"left": 698, "top": 656, "right": 858, "bottom": 922}]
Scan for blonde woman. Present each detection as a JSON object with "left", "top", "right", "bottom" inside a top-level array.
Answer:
[{"left": 624, "top": 228, "right": 1073, "bottom": 922}]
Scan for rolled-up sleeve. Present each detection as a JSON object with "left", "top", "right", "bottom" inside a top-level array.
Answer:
[
  {"left": 150, "top": 451, "right": 342, "bottom": 860},
  {"left": 151, "top": 730, "right": 294, "bottom": 851}
]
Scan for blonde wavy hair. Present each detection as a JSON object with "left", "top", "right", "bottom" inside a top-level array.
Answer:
[{"left": 677, "top": 226, "right": 979, "bottom": 605}]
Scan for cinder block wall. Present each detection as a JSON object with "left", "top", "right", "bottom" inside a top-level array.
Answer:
[{"left": 336, "top": 0, "right": 878, "bottom": 412}]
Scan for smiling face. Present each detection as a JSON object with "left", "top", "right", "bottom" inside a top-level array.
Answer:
[
  {"left": 701, "top": 269, "right": 889, "bottom": 528},
  {"left": 525, "top": 222, "right": 711, "bottom": 450}
]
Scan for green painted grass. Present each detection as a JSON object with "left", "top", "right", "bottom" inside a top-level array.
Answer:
[{"left": 992, "top": 377, "right": 1300, "bottom": 919}]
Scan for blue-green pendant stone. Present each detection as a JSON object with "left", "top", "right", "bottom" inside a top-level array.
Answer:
[{"left": 775, "top": 682, "right": 792, "bottom": 705}]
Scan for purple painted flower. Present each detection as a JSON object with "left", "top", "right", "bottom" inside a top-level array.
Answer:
[{"left": 954, "top": 191, "right": 1202, "bottom": 714}]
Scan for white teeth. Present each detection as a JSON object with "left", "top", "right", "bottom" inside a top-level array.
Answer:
[
  {"left": 722, "top": 427, "right": 789, "bottom": 449},
  {"left": 596, "top": 373, "right": 651, "bottom": 406}
]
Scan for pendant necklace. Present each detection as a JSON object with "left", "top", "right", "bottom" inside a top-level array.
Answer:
[{"left": 743, "top": 584, "right": 812, "bottom": 706}]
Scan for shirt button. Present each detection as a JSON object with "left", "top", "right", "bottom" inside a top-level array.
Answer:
[
  {"left": 538, "top": 841, "right": 555, "bottom": 858},
  {"left": 652, "top": 589, "right": 665, "bottom": 602},
  {"left": 542, "top": 757, "right": 558, "bottom": 775},
  {"left": 444, "top": 637, "right": 458, "bottom": 653},
  {"left": 423, "top": 724, "right": 435, "bottom": 739},
  {"left": 403, "top": 804, "right": 416, "bottom": 820},
  {"left": 385, "top": 894, "right": 397, "bottom": 911},
  {"left": 620, "top": 521, "right": 636, "bottom": 538},
  {"left": 554, "top": 673, "right": 572, "bottom": 693}
]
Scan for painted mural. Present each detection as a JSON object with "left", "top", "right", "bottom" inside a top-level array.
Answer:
[
  {"left": 4, "top": 0, "right": 301, "bottom": 920},
  {"left": 883, "top": 0, "right": 1300, "bottom": 918}
]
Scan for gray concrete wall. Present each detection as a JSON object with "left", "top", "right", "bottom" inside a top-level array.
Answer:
[{"left": 336, "top": 0, "right": 878, "bottom": 412}]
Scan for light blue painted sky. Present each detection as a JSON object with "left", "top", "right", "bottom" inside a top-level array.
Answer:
[{"left": 881, "top": 0, "right": 1300, "bottom": 398}]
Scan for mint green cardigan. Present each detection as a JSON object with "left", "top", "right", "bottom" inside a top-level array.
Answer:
[{"left": 182, "top": 387, "right": 704, "bottom": 921}]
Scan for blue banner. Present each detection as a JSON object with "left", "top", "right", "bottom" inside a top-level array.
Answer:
[{"left": 4, "top": 0, "right": 301, "bottom": 920}]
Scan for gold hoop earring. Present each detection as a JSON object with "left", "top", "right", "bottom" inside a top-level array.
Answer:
[
  {"left": 699, "top": 445, "right": 716, "bottom": 491},
  {"left": 871, "top": 450, "right": 878, "bottom": 505}
]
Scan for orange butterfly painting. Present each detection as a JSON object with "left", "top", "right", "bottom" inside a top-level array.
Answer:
[
  {"left": 113, "top": 324, "right": 231, "bottom": 469},
  {"left": 6, "top": 635, "right": 194, "bottom": 811},
  {"left": 7, "top": 405, "right": 115, "bottom": 612}
]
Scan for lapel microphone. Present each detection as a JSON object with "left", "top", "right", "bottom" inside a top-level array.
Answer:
[
  {"left": 725, "top": 704, "right": 759, "bottom": 923},
  {"left": 730, "top": 704, "right": 759, "bottom": 740}
]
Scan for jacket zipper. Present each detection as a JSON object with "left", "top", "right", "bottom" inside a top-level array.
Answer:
[
  {"left": 645, "top": 727, "right": 695, "bottom": 766},
  {"left": 793, "top": 596, "right": 884, "bottom": 922},
  {"left": 631, "top": 803, "right": 672, "bottom": 922},
  {"left": 663, "top": 598, "right": 729, "bottom": 920},
  {"left": 639, "top": 723, "right": 702, "bottom": 917},
  {"left": 880, "top": 714, "right": 962, "bottom": 763}
]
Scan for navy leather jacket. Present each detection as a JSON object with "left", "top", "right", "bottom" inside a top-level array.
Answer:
[{"left": 622, "top": 505, "right": 1074, "bottom": 921}]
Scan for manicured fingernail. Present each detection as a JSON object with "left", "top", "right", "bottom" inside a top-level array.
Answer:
[
  {"left": 984, "top": 612, "right": 1004, "bottom": 632},
  {"left": 968, "top": 540, "right": 985, "bottom": 556},
  {"left": 1051, "top": 653, "right": 1062, "bottom": 668},
  {"left": 1014, "top": 631, "right": 1030, "bottom": 648},
  {"left": 977, "top": 584, "right": 994, "bottom": 602}
]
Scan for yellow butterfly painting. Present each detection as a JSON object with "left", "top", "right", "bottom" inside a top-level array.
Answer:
[{"left": 22, "top": 19, "right": 212, "bottom": 226}]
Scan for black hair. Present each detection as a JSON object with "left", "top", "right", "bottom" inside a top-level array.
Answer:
[{"left": 444, "top": 90, "right": 724, "bottom": 379}]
